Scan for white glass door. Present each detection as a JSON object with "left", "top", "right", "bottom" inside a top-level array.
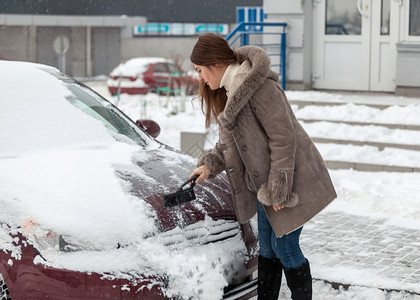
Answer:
[
  {"left": 369, "top": 0, "right": 399, "bottom": 91},
  {"left": 313, "top": 0, "right": 398, "bottom": 91}
]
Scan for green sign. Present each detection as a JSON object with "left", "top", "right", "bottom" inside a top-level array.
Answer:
[
  {"left": 196, "top": 24, "right": 225, "bottom": 33},
  {"left": 135, "top": 24, "right": 170, "bottom": 34},
  {"left": 133, "top": 23, "right": 228, "bottom": 36}
]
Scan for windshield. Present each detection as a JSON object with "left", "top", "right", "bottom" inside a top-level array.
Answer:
[{"left": 49, "top": 70, "right": 151, "bottom": 147}]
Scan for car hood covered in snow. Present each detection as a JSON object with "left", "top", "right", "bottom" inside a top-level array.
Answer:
[{"left": 0, "top": 61, "right": 255, "bottom": 299}]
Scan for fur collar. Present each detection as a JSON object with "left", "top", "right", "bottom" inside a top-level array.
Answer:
[{"left": 217, "top": 45, "right": 274, "bottom": 130}]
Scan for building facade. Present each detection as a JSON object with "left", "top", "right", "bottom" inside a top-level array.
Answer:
[
  {"left": 0, "top": 14, "right": 146, "bottom": 77},
  {"left": 0, "top": 0, "right": 261, "bottom": 77},
  {"left": 264, "top": 0, "right": 420, "bottom": 96},
  {"left": 1, "top": 0, "right": 418, "bottom": 96}
]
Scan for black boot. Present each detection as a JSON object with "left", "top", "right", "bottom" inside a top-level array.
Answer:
[
  {"left": 257, "top": 255, "right": 283, "bottom": 300},
  {"left": 284, "top": 259, "right": 312, "bottom": 300}
]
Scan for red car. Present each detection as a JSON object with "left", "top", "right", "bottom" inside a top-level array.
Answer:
[
  {"left": 107, "top": 57, "right": 199, "bottom": 96},
  {"left": 0, "top": 61, "right": 257, "bottom": 299}
]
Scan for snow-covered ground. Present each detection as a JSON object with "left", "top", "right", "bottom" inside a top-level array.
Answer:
[{"left": 86, "top": 82, "right": 420, "bottom": 299}]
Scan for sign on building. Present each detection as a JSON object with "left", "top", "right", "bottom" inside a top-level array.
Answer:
[{"left": 133, "top": 23, "right": 229, "bottom": 36}]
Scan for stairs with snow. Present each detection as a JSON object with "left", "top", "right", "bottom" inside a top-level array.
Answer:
[{"left": 290, "top": 99, "right": 420, "bottom": 172}]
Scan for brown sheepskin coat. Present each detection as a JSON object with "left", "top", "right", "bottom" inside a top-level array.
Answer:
[{"left": 198, "top": 45, "right": 337, "bottom": 237}]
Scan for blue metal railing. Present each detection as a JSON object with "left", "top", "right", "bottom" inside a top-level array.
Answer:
[{"left": 226, "top": 22, "right": 287, "bottom": 90}]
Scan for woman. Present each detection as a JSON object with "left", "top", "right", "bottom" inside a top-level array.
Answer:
[{"left": 189, "top": 33, "right": 336, "bottom": 300}]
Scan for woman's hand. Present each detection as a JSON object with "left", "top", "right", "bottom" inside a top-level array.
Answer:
[
  {"left": 273, "top": 205, "right": 285, "bottom": 212},
  {"left": 189, "top": 165, "right": 210, "bottom": 184}
]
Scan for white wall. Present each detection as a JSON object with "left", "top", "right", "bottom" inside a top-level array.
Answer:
[{"left": 263, "top": 0, "right": 312, "bottom": 90}]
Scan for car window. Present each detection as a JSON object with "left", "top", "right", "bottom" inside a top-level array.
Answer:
[
  {"left": 48, "top": 70, "right": 151, "bottom": 147},
  {"left": 69, "top": 99, "right": 120, "bottom": 133},
  {"left": 153, "top": 63, "right": 168, "bottom": 74},
  {"left": 68, "top": 84, "right": 150, "bottom": 147},
  {"left": 167, "top": 63, "right": 179, "bottom": 75}
]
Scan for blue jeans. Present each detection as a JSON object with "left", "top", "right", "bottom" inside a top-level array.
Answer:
[{"left": 258, "top": 202, "right": 306, "bottom": 269}]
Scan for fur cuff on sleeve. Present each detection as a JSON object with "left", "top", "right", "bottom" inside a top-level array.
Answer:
[
  {"left": 257, "top": 171, "right": 299, "bottom": 207},
  {"left": 197, "top": 150, "right": 225, "bottom": 178}
]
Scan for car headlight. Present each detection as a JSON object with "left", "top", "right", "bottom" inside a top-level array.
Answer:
[{"left": 22, "top": 220, "right": 78, "bottom": 252}]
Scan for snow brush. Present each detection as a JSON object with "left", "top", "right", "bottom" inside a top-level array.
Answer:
[{"left": 164, "top": 175, "right": 199, "bottom": 208}]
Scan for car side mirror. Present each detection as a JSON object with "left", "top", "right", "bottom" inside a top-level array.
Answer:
[{"left": 136, "top": 119, "right": 161, "bottom": 138}]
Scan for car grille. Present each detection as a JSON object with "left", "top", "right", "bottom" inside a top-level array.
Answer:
[{"left": 157, "top": 219, "right": 241, "bottom": 250}]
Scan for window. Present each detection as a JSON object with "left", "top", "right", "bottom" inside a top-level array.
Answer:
[
  {"left": 409, "top": 0, "right": 420, "bottom": 36},
  {"left": 325, "top": 0, "right": 361, "bottom": 35},
  {"left": 153, "top": 63, "right": 168, "bottom": 74},
  {"left": 381, "top": 0, "right": 390, "bottom": 35},
  {"left": 167, "top": 63, "right": 179, "bottom": 75}
]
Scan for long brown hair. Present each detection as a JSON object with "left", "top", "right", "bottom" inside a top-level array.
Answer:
[{"left": 190, "top": 33, "right": 246, "bottom": 128}]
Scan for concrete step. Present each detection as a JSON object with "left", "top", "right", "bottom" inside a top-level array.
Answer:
[
  {"left": 289, "top": 99, "right": 391, "bottom": 110},
  {"left": 295, "top": 112, "right": 420, "bottom": 171},
  {"left": 311, "top": 137, "right": 420, "bottom": 151},
  {"left": 299, "top": 118, "right": 420, "bottom": 131},
  {"left": 324, "top": 160, "right": 420, "bottom": 173}
]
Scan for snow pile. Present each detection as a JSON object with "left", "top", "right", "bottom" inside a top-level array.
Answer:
[
  {"left": 293, "top": 102, "right": 420, "bottom": 125},
  {"left": 327, "top": 169, "right": 420, "bottom": 228},
  {"left": 32, "top": 216, "right": 246, "bottom": 300},
  {"left": 301, "top": 121, "right": 420, "bottom": 145},
  {"left": 0, "top": 63, "right": 117, "bottom": 157},
  {"left": 0, "top": 143, "right": 156, "bottom": 248},
  {"left": 0, "top": 62, "right": 156, "bottom": 248},
  {"left": 316, "top": 144, "right": 420, "bottom": 168}
]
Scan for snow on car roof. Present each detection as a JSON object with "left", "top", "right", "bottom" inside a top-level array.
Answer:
[
  {"left": 0, "top": 61, "right": 118, "bottom": 157},
  {"left": 110, "top": 57, "right": 173, "bottom": 76}
]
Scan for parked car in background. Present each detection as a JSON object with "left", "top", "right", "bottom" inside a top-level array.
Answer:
[
  {"left": 107, "top": 57, "right": 199, "bottom": 96},
  {"left": 0, "top": 61, "right": 258, "bottom": 299},
  {"left": 0, "top": 55, "right": 10, "bottom": 60}
]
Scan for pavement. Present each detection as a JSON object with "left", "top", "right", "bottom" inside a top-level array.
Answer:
[{"left": 300, "top": 211, "right": 420, "bottom": 296}]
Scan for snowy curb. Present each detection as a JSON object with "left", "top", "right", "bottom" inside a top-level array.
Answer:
[{"left": 325, "top": 160, "right": 420, "bottom": 172}]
